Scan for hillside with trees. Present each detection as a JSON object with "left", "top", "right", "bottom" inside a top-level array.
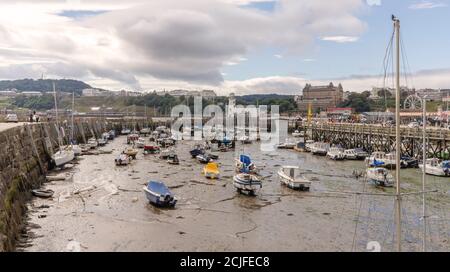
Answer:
[{"left": 0, "top": 79, "right": 91, "bottom": 95}]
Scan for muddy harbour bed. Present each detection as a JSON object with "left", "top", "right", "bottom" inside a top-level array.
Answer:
[{"left": 18, "top": 136, "right": 450, "bottom": 252}]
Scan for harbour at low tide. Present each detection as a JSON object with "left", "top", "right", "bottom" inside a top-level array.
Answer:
[{"left": 19, "top": 135, "right": 450, "bottom": 252}]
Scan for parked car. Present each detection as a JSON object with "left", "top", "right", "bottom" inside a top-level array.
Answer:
[{"left": 5, "top": 114, "right": 18, "bottom": 123}]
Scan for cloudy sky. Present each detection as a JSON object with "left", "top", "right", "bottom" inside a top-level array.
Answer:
[{"left": 0, "top": 0, "right": 449, "bottom": 95}]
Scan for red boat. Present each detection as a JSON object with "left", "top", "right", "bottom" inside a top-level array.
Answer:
[{"left": 144, "top": 145, "right": 160, "bottom": 155}]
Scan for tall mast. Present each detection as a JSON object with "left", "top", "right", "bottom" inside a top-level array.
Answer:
[
  {"left": 71, "top": 91, "right": 74, "bottom": 143},
  {"left": 422, "top": 97, "right": 427, "bottom": 252},
  {"left": 53, "top": 82, "right": 62, "bottom": 147},
  {"left": 393, "top": 15, "right": 402, "bottom": 252}
]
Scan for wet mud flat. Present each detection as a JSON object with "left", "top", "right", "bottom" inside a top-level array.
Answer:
[{"left": 19, "top": 136, "right": 450, "bottom": 252}]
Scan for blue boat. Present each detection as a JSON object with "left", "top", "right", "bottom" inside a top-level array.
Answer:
[
  {"left": 190, "top": 145, "right": 205, "bottom": 158},
  {"left": 143, "top": 181, "right": 177, "bottom": 207},
  {"left": 235, "top": 154, "right": 257, "bottom": 174}
]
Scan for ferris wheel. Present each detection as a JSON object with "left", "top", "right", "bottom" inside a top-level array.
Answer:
[{"left": 403, "top": 94, "right": 422, "bottom": 110}]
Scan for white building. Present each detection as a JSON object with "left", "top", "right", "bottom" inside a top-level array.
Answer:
[
  {"left": 82, "top": 88, "right": 104, "bottom": 96},
  {"left": 21, "top": 91, "right": 42, "bottom": 97}
]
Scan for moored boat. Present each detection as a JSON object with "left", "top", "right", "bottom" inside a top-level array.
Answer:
[
  {"left": 115, "top": 153, "right": 130, "bottom": 166},
  {"left": 190, "top": 145, "right": 205, "bottom": 158},
  {"left": 196, "top": 154, "right": 212, "bottom": 164},
  {"left": 144, "top": 145, "right": 160, "bottom": 155},
  {"left": 52, "top": 149, "right": 75, "bottom": 167},
  {"left": 123, "top": 147, "right": 138, "bottom": 159},
  {"left": 167, "top": 154, "right": 180, "bottom": 165},
  {"left": 143, "top": 181, "right": 177, "bottom": 207},
  {"left": 136, "top": 137, "right": 146, "bottom": 148},
  {"left": 277, "top": 166, "right": 311, "bottom": 191},
  {"left": 419, "top": 158, "right": 450, "bottom": 176},
  {"left": 87, "top": 138, "right": 98, "bottom": 149},
  {"left": 233, "top": 173, "right": 262, "bottom": 195},
  {"left": 292, "top": 130, "right": 304, "bottom": 137},
  {"left": 235, "top": 154, "right": 257, "bottom": 174},
  {"left": 203, "top": 162, "right": 220, "bottom": 179},
  {"left": 310, "top": 142, "right": 330, "bottom": 156},
  {"left": 366, "top": 167, "right": 394, "bottom": 187},
  {"left": 366, "top": 152, "right": 396, "bottom": 169},
  {"left": 121, "top": 128, "right": 131, "bottom": 135},
  {"left": 327, "top": 147, "right": 345, "bottom": 160}
]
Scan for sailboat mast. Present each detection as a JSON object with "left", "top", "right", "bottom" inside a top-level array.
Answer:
[
  {"left": 422, "top": 97, "right": 427, "bottom": 252},
  {"left": 71, "top": 92, "right": 74, "bottom": 142},
  {"left": 393, "top": 15, "right": 402, "bottom": 252},
  {"left": 53, "top": 82, "right": 59, "bottom": 128}
]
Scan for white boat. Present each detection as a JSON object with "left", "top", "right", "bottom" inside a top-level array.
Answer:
[
  {"left": 136, "top": 137, "right": 146, "bottom": 148},
  {"left": 87, "top": 138, "right": 98, "bottom": 149},
  {"left": 366, "top": 167, "right": 394, "bottom": 187},
  {"left": 121, "top": 128, "right": 131, "bottom": 135},
  {"left": 52, "top": 149, "right": 75, "bottom": 167},
  {"left": 277, "top": 140, "right": 296, "bottom": 149},
  {"left": 292, "top": 130, "right": 304, "bottom": 137},
  {"left": 304, "top": 140, "right": 315, "bottom": 152},
  {"left": 140, "top": 128, "right": 151, "bottom": 134},
  {"left": 233, "top": 173, "right": 262, "bottom": 195},
  {"left": 419, "top": 158, "right": 450, "bottom": 177},
  {"left": 344, "top": 148, "right": 368, "bottom": 160},
  {"left": 101, "top": 132, "right": 110, "bottom": 142},
  {"left": 310, "top": 142, "right": 330, "bottom": 156},
  {"left": 277, "top": 166, "right": 311, "bottom": 191},
  {"left": 327, "top": 147, "right": 346, "bottom": 160},
  {"left": 115, "top": 154, "right": 130, "bottom": 166},
  {"left": 366, "top": 152, "right": 396, "bottom": 169},
  {"left": 97, "top": 138, "right": 107, "bottom": 146}
]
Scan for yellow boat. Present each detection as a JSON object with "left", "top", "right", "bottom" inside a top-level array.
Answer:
[
  {"left": 203, "top": 162, "right": 220, "bottom": 179},
  {"left": 123, "top": 147, "right": 138, "bottom": 159}
]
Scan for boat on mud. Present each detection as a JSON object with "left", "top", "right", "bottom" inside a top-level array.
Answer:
[
  {"left": 277, "top": 166, "right": 311, "bottom": 191},
  {"left": 143, "top": 181, "right": 177, "bottom": 207},
  {"left": 344, "top": 148, "right": 368, "bottom": 160},
  {"left": 366, "top": 167, "right": 394, "bottom": 187},
  {"left": 203, "top": 162, "right": 220, "bottom": 179},
  {"left": 115, "top": 153, "right": 130, "bottom": 166},
  {"left": 292, "top": 130, "right": 304, "bottom": 137},
  {"left": 190, "top": 145, "right": 205, "bottom": 158},
  {"left": 277, "top": 140, "right": 296, "bottom": 149},
  {"left": 196, "top": 153, "right": 213, "bottom": 164},
  {"left": 121, "top": 128, "right": 131, "bottom": 135},
  {"left": 136, "top": 137, "right": 146, "bottom": 148},
  {"left": 123, "top": 147, "right": 138, "bottom": 159},
  {"left": 143, "top": 145, "right": 160, "bottom": 155},
  {"left": 310, "top": 142, "right": 330, "bottom": 156},
  {"left": 87, "top": 138, "right": 98, "bottom": 149},
  {"left": 233, "top": 173, "right": 262, "bottom": 195},
  {"left": 167, "top": 154, "right": 180, "bottom": 165},
  {"left": 327, "top": 147, "right": 345, "bottom": 160},
  {"left": 419, "top": 158, "right": 450, "bottom": 176},
  {"left": 52, "top": 149, "right": 75, "bottom": 167},
  {"left": 366, "top": 152, "right": 396, "bottom": 169}
]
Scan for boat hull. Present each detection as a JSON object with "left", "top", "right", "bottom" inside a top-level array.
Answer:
[
  {"left": 233, "top": 174, "right": 262, "bottom": 194},
  {"left": 143, "top": 187, "right": 177, "bottom": 207}
]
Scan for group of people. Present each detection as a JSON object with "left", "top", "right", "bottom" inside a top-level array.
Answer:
[{"left": 29, "top": 111, "right": 40, "bottom": 123}]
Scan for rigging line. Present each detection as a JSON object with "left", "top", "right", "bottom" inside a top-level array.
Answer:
[
  {"left": 382, "top": 29, "right": 395, "bottom": 110},
  {"left": 382, "top": 197, "right": 396, "bottom": 250},
  {"left": 400, "top": 34, "right": 410, "bottom": 89},
  {"left": 400, "top": 33, "right": 416, "bottom": 89}
]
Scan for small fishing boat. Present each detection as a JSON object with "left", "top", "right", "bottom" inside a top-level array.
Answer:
[
  {"left": 121, "top": 128, "right": 131, "bottom": 135},
  {"left": 159, "top": 149, "right": 174, "bottom": 160},
  {"left": 190, "top": 145, "right": 205, "bottom": 158},
  {"left": 196, "top": 154, "right": 212, "bottom": 164},
  {"left": 143, "top": 145, "right": 160, "bottom": 155},
  {"left": 206, "top": 153, "right": 219, "bottom": 160},
  {"left": 136, "top": 137, "right": 146, "bottom": 148},
  {"left": 292, "top": 130, "right": 304, "bottom": 137},
  {"left": 87, "top": 138, "right": 98, "bottom": 149},
  {"left": 52, "top": 149, "right": 75, "bottom": 167},
  {"left": 419, "top": 158, "right": 450, "bottom": 176},
  {"left": 143, "top": 181, "right": 177, "bottom": 207},
  {"left": 366, "top": 167, "right": 394, "bottom": 187},
  {"left": 203, "top": 162, "right": 220, "bottom": 179},
  {"left": 233, "top": 173, "right": 262, "bottom": 195},
  {"left": 310, "top": 142, "right": 330, "bottom": 156},
  {"left": 366, "top": 152, "right": 396, "bottom": 169},
  {"left": 277, "top": 166, "right": 311, "bottom": 191},
  {"left": 327, "top": 147, "right": 345, "bottom": 160},
  {"left": 102, "top": 132, "right": 110, "bottom": 141},
  {"left": 294, "top": 141, "right": 306, "bottom": 152},
  {"left": 167, "top": 154, "right": 180, "bottom": 165},
  {"left": 123, "top": 147, "right": 138, "bottom": 159},
  {"left": 127, "top": 133, "right": 139, "bottom": 144},
  {"left": 400, "top": 156, "right": 419, "bottom": 168},
  {"left": 354, "top": 148, "right": 369, "bottom": 159},
  {"left": 240, "top": 135, "right": 252, "bottom": 144},
  {"left": 140, "top": 127, "right": 151, "bottom": 135},
  {"left": 70, "top": 144, "right": 82, "bottom": 156},
  {"left": 277, "top": 140, "right": 296, "bottom": 149},
  {"left": 304, "top": 140, "right": 315, "bottom": 152},
  {"left": 108, "top": 130, "right": 116, "bottom": 140},
  {"left": 344, "top": 149, "right": 359, "bottom": 160},
  {"left": 32, "top": 189, "right": 54, "bottom": 198},
  {"left": 97, "top": 138, "right": 107, "bottom": 146},
  {"left": 235, "top": 154, "right": 257, "bottom": 174},
  {"left": 115, "top": 153, "right": 130, "bottom": 166}
]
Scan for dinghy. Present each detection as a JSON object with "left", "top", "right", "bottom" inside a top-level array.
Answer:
[
  {"left": 108, "top": 130, "right": 116, "bottom": 140},
  {"left": 144, "top": 145, "right": 160, "bottom": 155},
  {"left": 123, "top": 147, "right": 138, "bottom": 159},
  {"left": 190, "top": 145, "right": 205, "bottom": 158},
  {"left": 310, "top": 142, "right": 329, "bottom": 156},
  {"left": 32, "top": 189, "right": 54, "bottom": 198},
  {"left": 136, "top": 137, "right": 146, "bottom": 148},
  {"left": 196, "top": 154, "right": 212, "bottom": 164},
  {"left": 277, "top": 166, "right": 311, "bottom": 191},
  {"left": 159, "top": 149, "right": 174, "bottom": 160},
  {"left": 143, "top": 181, "right": 177, "bottom": 207},
  {"left": 203, "top": 162, "right": 220, "bottom": 179},
  {"left": 366, "top": 167, "right": 394, "bottom": 187},
  {"left": 87, "top": 138, "right": 98, "bottom": 149},
  {"left": 366, "top": 152, "right": 396, "bottom": 169},
  {"left": 292, "top": 130, "right": 304, "bottom": 137},
  {"left": 115, "top": 154, "right": 130, "bottom": 166},
  {"left": 167, "top": 154, "right": 180, "bottom": 165},
  {"left": 121, "top": 128, "right": 131, "bottom": 135},
  {"left": 52, "top": 149, "right": 75, "bottom": 167},
  {"left": 97, "top": 138, "right": 107, "bottom": 146},
  {"left": 233, "top": 173, "right": 262, "bottom": 195}
]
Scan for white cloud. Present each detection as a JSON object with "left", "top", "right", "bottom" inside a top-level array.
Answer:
[
  {"left": 409, "top": 1, "right": 447, "bottom": 9},
  {"left": 0, "top": 0, "right": 366, "bottom": 90},
  {"left": 366, "top": 0, "right": 381, "bottom": 6},
  {"left": 274, "top": 54, "right": 283, "bottom": 59},
  {"left": 321, "top": 36, "right": 359, "bottom": 43},
  {"left": 303, "top": 58, "right": 316, "bottom": 62}
]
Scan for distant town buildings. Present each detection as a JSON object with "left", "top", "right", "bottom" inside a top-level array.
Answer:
[
  {"left": 416, "top": 88, "right": 442, "bottom": 101},
  {"left": 157, "top": 89, "right": 217, "bottom": 99},
  {"left": 296, "top": 82, "right": 344, "bottom": 113}
]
